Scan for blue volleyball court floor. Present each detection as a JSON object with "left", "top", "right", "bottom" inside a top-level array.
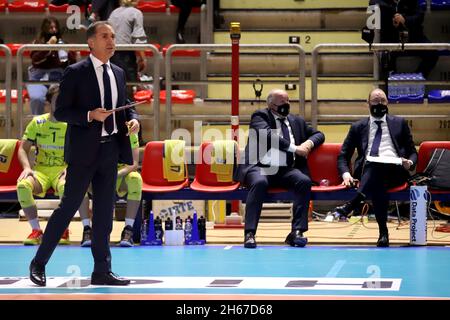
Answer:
[{"left": 0, "top": 245, "right": 450, "bottom": 299}]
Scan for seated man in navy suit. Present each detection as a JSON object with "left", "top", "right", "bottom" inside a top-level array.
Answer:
[
  {"left": 332, "top": 88, "right": 417, "bottom": 247},
  {"left": 235, "top": 89, "right": 325, "bottom": 249}
]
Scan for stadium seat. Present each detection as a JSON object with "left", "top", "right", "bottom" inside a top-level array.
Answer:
[
  {"left": 0, "top": 44, "right": 30, "bottom": 57},
  {"left": 0, "top": 0, "right": 6, "bottom": 11},
  {"left": 134, "top": 90, "right": 197, "bottom": 104},
  {"left": 160, "top": 90, "right": 196, "bottom": 104},
  {"left": 137, "top": 1, "right": 167, "bottom": 13},
  {"left": 78, "top": 50, "right": 90, "bottom": 57},
  {"left": 265, "top": 143, "right": 346, "bottom": 194},
  {"left": 144, "top": 44, "right": 161, "bottom": 57},
  {"left": 417, "top": 141, "right": 450, "bottom": 173},
  {"left": 388, "top": 182, "right": 409, "bottom": 193},
  {"left": 134, "top": 89, "right": 153, "bottom": 103},
  {"left": 137, "top": 1, "right": 200, "bottom": 13},
  {"left": 0, "top": 89, "right": 29, "bottom": 103},
  {"left": 7, "top": 0, "right": 47, "bottom": 12},
  {"left": 141, "top": 141, "right": 189, "bottom": 192},
  {"left": 162, "top": 44, "right": 201, "bottom": 57},
  {"left": 0, "top": 139, "right": 22, "bottom": 195},
  {"left": 169, "top": 4, "right": 201, "bottom": 14},
  {"left": 190, "top": 141, "right": 240, "bottom": 192},
  {"left": 48, "top": 3, "right": 87, "bottom": 12},
  {"left": 428, "top": 90, "right": 450, "bottom": 103},
  {"left": 307, "top": 143, "right": 347, "bottom": 192}
]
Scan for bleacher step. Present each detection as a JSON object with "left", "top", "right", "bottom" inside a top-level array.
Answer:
[
  {"left": 214, "top": 30, "right": 364, "bottom": 53},
  {"left": 220, "top": 0, "right": 368, "bottom": 10}
]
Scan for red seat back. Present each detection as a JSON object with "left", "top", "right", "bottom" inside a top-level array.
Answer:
[
  {"left": 307, "top": 143, "right": 343, "bottom": 186},
  {"left": 194, "top": 141, "right": 237, "bottom": 187},
  {"left": 160, "top": 90, "right": 195, "bottom": 104},
  {"left": 8, "top": 0, "right": 47, "bottom": 12},
  {"left": 0, "top": 140, "right": 22, "bottom": 187},
  {"left": 417, "top": 141, "right": 450, "bottom": 173},
  {"left": 141, "top": 141, "right": 186, "bottom": 186}
]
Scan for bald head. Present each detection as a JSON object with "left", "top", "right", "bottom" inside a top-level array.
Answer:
[
  {"left": 267, "top": 89, "right": 289, "bottom": 111},
  {"left": 368, "top": 88, "right": 388, "bottom": 106}
]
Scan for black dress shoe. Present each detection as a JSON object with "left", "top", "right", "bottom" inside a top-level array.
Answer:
[
  {"left": 244, "top": 232, "right": 257, "bottom": 248},
  {"left": 91, "top": 272, "right": 131, "bottom": 286},
  {"left": 285, "top": 230, "right": 308, "bottom": 247},
  {"left": 29, "top": 259, "right": 46, "bottom": 287},
  {"left": 176, "top": 31, "right": 185, "bottom": 44},
  {"left": 334, "top": 201, "right": 353, "bottom": 217},
  {"left": 377, "top": 233, "right": 389, "bottom": 247}
]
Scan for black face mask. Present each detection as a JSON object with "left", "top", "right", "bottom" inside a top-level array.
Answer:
[
  {"left": 370, "top": 103, "right": 388, "bottom": 118},
  {"left": 275, "top": 103, "right": 290, "bottom": 117}
]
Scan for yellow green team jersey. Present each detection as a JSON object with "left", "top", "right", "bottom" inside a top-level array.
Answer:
[{"left": 22, "top": 113, "right": 67, "bottom": 167}]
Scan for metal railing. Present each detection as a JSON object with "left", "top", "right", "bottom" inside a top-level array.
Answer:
[
  {"left": 311, "top": 43, "right": 450, "bottom": 129},
  {"left": 16, "top": 44, "right": 162, "bottom": 139},
  {"left": 165, "top": 43, "right": 306, "bottom": 138},
  {"left": 0, "top": 44, "right": 12, "bottom": 138}
]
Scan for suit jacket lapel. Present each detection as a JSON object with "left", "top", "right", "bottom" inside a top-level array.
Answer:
[
  {"left": 111, "top": 64, "right": 124, "bottom": 107},
  {"left": 386, "top": 115, "right": 401, "bottom": 152},
  {"left": 266, "top": 109, "right": 277, "bottom": 129},
  {"left": 87, "top": 58, "right": 102, "bottom": 109},
  {"left": 287, "top": 114, "right": 299, "bottom": 144},
  {"left": 361, "top": 118, "right": 370, "bottom": 153}
]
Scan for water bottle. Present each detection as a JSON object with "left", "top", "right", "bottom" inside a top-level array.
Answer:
[
  {"left": 198, "top": 215, "right": 206, "bottom": 241},
  {"left": 164, "top": 217, "right": 173, "bottom": 231},
  {"left": 57, "top": 38, "right": 68, "bottom": 63},
  {"left": 175, "top": 216, "right": 183, "bottom": 230},
  {"left": 154, "top": 216, "right": 163, "bottom": 241},
  {"left": 388, "top": 73, "right": 397, "bottom": 97},
  {"left": 140, "top": 219, "right": 148, "bottom": 242},
  {"left": 184, "top": 216, "right": 192, "bottom": 242}
]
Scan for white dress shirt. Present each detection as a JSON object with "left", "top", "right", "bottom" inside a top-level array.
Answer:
[
  {"left": 342, "top": 114, "right": 399, "bottom": 180},
  {"left": 89, "top": 54, "right": 118, "bottom": 136},
  {"left": 259, "top": 111, "right": 297, "bottom": 167},
  {"left": 366, "top": 114, "right": 397, "bottom": 158}
]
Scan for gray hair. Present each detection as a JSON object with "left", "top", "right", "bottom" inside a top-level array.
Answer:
[{"left": 266, "top": 89, "right": 286, "bottom": 106}]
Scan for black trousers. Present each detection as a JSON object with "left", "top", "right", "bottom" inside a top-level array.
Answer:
[
  {"left": 34, "top": 137, "right": 119, "bottom": 273},
  {"left": 110, "top": 51, "right": 137, "bottom": 100},
  {"left": 171, "top": 0, "right": 203, "bottom": 32},
  {"left": 357, "top": 162, "right": 409, "bottom": 232},
  {"left": 91, "top": 0, "right": 119, "bottom": 20},
  {"left": 244, "top": 166, "right": 311, "bottom": 234}
]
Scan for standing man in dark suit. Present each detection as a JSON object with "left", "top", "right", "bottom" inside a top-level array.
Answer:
[
  {"left": 236, "top": 89, "right": 325, "bottom": 249},
  {"left": 370, "top": 0, "right": 439, "bottom": 79},
  {"left": 332, "top": 88, "right": 417, "bottom": 247},
  {"left": 29, "top": 21, "right": 140, "bottom": 286}
]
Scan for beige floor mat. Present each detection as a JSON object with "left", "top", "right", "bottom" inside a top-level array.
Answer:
[{"left": 1, "top": 219, "right": 450, "bottom": 246}]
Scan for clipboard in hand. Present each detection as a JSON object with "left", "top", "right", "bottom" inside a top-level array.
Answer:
[{"left": 106, "top": 100, "right": 146, "bottom": 113}]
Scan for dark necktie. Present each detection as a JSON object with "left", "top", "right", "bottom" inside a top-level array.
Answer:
[
  {"left": 370, "top": 120, "right": 383, "bottom": 157},
  {"left": 278, "top": 118, "right": 294, "bottom": 167},
  {"left": 102, "top": 64, "right": 114, "bottom": 135}
]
